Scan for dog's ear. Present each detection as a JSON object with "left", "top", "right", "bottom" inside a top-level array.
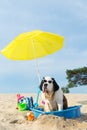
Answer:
[
  {"left": 39, "top": 78, "right": 44, "bottom": 91},
  {"left": 52, "top": 78, "right": 59, "bottom": 92}
]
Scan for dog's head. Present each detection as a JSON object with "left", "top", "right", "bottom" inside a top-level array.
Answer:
[{"left": 39, "top": 76, "right": 59, "bottom": 94}]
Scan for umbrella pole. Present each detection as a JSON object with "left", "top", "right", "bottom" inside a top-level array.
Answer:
[
  {"left": 33, "top": 59, "right": 41, "bottom": 107},
  {"left": 32, "top": 39, "right": 41, "bottom": 83},
  {"left": 35, "top": 58, "right": 41, "bottom": 83},
  {"left": 32, "top": 40, "right": 41, "bottom": 107}
]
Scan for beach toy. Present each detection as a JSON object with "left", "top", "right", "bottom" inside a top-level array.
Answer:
[
  {"left": 27, "top": 111, "right": 34, "bottom": 121},
  {"left": 42, "top": 100, "right": 45, "bottom": 105},
  {"left": 16, "top": 94, "right": 27, "bottom": 111},
  {"left": 17, "top": 94, "right": 24, "bottom": 103},
  {"left": 27, "top": 96, "right": 34, "bottom": 109},
  {"left": 18, "top": 102, "right": 27, "bottom": 111},
  {"left": 34, "top": 88, "right": 41, "bottom": 108},
  {"left": 16, "top": 94, "right": 34, "bottom": 111},
  {"left": 17, "top": 97, "right": 28, "bottom": 111},
  {"left": 30, "top": 105, "right": 82, "bottom": 119}
]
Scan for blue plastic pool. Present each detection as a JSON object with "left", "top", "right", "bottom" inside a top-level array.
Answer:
[{"left": 30, "top": 105, "right": 81, "bottom": 119}]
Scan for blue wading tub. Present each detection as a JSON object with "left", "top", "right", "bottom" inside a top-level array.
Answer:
[{"left": 30, "top": 105, "right": 81, "bottom": 119}]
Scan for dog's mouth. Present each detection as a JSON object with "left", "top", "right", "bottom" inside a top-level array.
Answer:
[{"left": 43, "top": 88, "right": 48, "bottom": 93}]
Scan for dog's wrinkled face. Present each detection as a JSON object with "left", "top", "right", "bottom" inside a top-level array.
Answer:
[
  {"left": 40, "top": 77, "right": 54, "bottom": 93},
  {"left": 40, "top": 76, "right": 59, "bottom": 94}
]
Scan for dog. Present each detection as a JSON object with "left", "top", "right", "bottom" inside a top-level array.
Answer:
[{"left": 39, "top": 76, "right": 68, "bottom": 112}]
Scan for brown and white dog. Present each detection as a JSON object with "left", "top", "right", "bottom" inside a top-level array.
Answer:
[{"left": 39, "top": 76, "right": 68, "bottom": 112}]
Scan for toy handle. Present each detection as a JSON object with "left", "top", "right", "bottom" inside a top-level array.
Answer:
[{"left": 34, "top": 87, "right": 41, "bottom": 107}]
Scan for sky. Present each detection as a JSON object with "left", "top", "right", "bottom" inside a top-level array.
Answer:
[{"left": 0, "top": 0, "right": 87, "bottom": 93}]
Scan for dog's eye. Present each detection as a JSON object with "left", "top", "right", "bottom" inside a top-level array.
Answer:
[
  {"left": 43, "top": 79, "right": 47, "bottom": 82},
  {"left": 43, "top": 80, "right": 47, "bottom": 82},
  {"left": 48, "top": 80, "right": 52, "bottom": 83}
]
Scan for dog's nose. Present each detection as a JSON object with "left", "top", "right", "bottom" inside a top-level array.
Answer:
[{"left": 44, "top": 83, "right": 48, "bottom": 89}]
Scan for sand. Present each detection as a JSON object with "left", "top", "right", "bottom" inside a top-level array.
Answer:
[{"left": 0, "top": 93, "right": 87, "bottom": 130}]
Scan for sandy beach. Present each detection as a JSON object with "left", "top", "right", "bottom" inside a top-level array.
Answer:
[{"left": 0, "top": 93, "right": 87, "bottom": 130}]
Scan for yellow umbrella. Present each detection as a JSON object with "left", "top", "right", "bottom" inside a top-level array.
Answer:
[
  {"left": 1, "top": 30, "right": 64, "bottom": 107},
  {"left": 1, "top": 30, "right": 64, "bottom": 60}
]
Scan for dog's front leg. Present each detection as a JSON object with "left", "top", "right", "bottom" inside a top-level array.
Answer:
[
  {"left": 44, "top": 102, "right": 51, "bottom": 112},
  {"left": 57, "top": 103, "right": 63, "bottom": 111}
]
